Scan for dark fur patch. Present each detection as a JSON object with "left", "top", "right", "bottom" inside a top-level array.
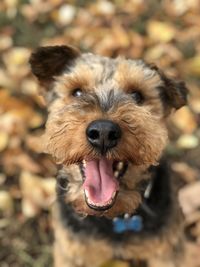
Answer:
[
  {"left": 159, "top": 77, "right": 188, "bottom": 109},
  {"left": 148, "top": 63, "right": 188, "bottom": 110},
  {"left": 29, "top": 45, "right": 80, "bottom": 84}
]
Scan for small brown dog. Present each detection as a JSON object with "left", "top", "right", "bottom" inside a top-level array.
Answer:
[{"left": 30, "top": 45, "right": 188, "bottom": 267}]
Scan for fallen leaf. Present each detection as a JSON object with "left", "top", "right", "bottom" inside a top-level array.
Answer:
[
  {"left": 2, "top": 48, "right": 30, "bottom": 78},
  {"left": 177, "top": 134, "right": 199, "bottom": 149},
  {"left": 3, "top": 149, "right": 41, "bottom": 174},
  {"left": 92, "top": 1, "right": 115, "bottom": 15},
  {"left": 179, "top": 181, "right": 200, "bottom": 215},
  {"left": 0, "top": 132, "right": 9, "bottom": 151},
  {"left": 20, "top": 171, "right": 56, "bottom": 217},
  {"left": 171, "top": 107, "right": 197, "bottom": 134},
  {"left": 147, "top": 21, "right": 176, "bottom": 43},
  {"left": 25, "top": 134, "right": 43, "bottom": 153},
  {"left": 184, "top": 56, "right": 200, "bottom": 77},
  {"left": 101, "top": 260, "right": 129, "bottom": 267},
  {"left": 56, "top": 4, "right": 76, "bottom": 26},
  {"left": 0, "top": 191, "right": 14, "bottom": 216},
  {"left": 0, "top": 34, "right": 13, "bottom": 50},
  {"left": 172, "top": 162, "right": 199, "bottom": 183}
]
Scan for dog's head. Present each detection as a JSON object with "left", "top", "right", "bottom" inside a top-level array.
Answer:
[{"left": 30, "top": 45, "right": 188, "bottom": 217}]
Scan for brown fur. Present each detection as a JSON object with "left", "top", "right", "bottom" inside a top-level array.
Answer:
[{"left": 30, "top": 45, "right": 189, "bottom": 267}]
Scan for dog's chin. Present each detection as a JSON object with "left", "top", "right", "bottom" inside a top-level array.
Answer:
[{"left": 79, "top": 158, "right": 128, "bottom": 212}]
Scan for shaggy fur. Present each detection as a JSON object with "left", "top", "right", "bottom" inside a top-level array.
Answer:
[{"left": 30, "top": 45, "right": 188, "bottom": 267}]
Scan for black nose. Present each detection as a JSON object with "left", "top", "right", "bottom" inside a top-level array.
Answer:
[{"left": 86, "top": 120, "right": 121, "bottom": 153}]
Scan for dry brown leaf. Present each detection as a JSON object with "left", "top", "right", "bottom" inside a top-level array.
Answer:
[
  {"left": 56, "top": 4, "right": 76, "bottom": 26},
  {"left": 176, "top": 134, "right": 199, "bottom": 149},
  {"left": 179, "top": 181, "right": 200, "bottom": 216},
  {"left": 89, "top": 1, "right": 115, "bottom": 16},
  {"left": 0, "top": 70, "right": 14, "bottom": 88},
  {"left": 171, "top": 107, "right": 197, "bottom": 134},
  {"left": 184, "top": 56, "right": 200, "bottom": 77},
  {"left": 0, "top": 34, "right": 12, "bottom": 50},
  {"left": 0, "top": 173, "right": 6, "bottom": 186},
  {"left": 14, "top": 153, "right": 41, "bottom": 173},
  {"left": 0, "top": 113, "right": 26, "bottom": 135},
  {"left": 2, "top": 149, "right": 41, "bottom": 174},
  {"left": 25, "top": 134, "right": 43, "bottom": 153},
  {"left": 101, "top": 260, "right": 129, "bottom": 267},
  {"left": 2, "top": 48, "right": 30, "bottom": 78},
  {"left": 147, "top": 21, "right": 176, "bottom": 43},
  {"left": 20, "top": 171, "right": 56, "bottom": 217},
  {"left": 0, "top": 91, "right": 44, "bottom": 132},
  {"left": 0, "top": 132, "right": 9, "bottom": 151},
  {"left": 172, "top": 162, "right": 199, "bottom": 183},
  {"left": 21, "top": 78, "right": 39, "bottom": 95},
  {"left": 0, "top": 191, "right": 14, "bottom": 216},
  {"left": 145, "top": 44, "right": 182, "bottom": 63}
]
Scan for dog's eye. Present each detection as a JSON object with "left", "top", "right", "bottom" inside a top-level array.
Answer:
[
  {"left": 72, "top": 88, "right": 83, "bottom": 97},
  {"left": 131, "top": 91, "right": 144, "bottom": 104}
]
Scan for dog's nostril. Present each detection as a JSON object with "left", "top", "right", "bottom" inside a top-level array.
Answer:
[
  {"left": 109, "top": 130, "right": 119, "bottom": 141},
  {"left": 88, "top": 129, "right": 99, "bottom": 140}
]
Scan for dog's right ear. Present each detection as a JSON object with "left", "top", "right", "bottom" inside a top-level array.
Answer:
[
  {"left": 148, "top": 63, "right": 188, "bottom": 115},
  {"left": 29, "top": 45, "right": 80, "bottom": 87}
]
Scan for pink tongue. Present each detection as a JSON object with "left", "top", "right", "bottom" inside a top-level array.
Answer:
[{"left": 83, "top": 158, "right": 119, "bottom": 205}]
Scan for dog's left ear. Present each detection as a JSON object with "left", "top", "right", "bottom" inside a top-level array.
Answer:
[
  {"left": 150, "top": 64, "right": 188, "bottom": 113},
  {"left": 29, "top": 45, "right": 80, "bottom": 87}
]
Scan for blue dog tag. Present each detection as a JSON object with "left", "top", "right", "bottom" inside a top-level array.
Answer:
[{"left": 113, "top": 215, "right": 143, "bottom": 233}]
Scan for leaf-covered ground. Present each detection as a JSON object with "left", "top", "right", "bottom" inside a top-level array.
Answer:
[{"left": 0, "top": 0, "right": 200, "bottom": 266}]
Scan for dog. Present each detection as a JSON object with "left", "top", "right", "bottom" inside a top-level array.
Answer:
[{"left": 29, "top": 45, "right": 188, "bottom": 267}]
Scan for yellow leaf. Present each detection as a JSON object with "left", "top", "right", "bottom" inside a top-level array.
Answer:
[
  {"left": 20, "top": 171, "right": 56, "bottom": 217},
  {"left": 101, "top": 260, "right": 129, "bottom": 267},
  {"left": 171, "top": 107, "right": 197, "bottom": 134},
  {"left": 177, "top": 134, "right": 199, "bottom": 149},
  {"left": 0, "top": 191, "right": 14, "bottom": 216},
  {"left": 147, "top": 21, "right": 176, "bottom": 43},
  {"left": 0, "top": 132, "right": 9, "bottom": 152},
  {"left": 186, "top": 56, "right": 200, "bottom": 77}
]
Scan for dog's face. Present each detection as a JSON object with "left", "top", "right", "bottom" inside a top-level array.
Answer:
[{"left": 30, "top": 45, "right": 188, "bottom": 217}]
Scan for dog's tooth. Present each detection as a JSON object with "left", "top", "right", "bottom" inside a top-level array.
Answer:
[
  {"left": 84, "top": 189, "right": 89, "bottom": 198},
  {"left": 108, "top": 199, "right": 112, "bottom": 205},
  {"left": 144, "top": 181, "right": 152, "bottom": 199},
  {"left": 111, "top": 191, "right": 116, "bottom": 198},
  {"left": 114, "top": 171, "right": 119, "bottom": 178},
  {"left": 117, "top": 162, "right": 124, "bottom": 171},
  {"left": 83, "top": 160, "right": 86, "bottom": 168},
  {"left": 124, "top": 213, "right": 130, "bottom": 219}
]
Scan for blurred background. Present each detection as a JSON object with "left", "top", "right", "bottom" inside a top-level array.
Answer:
[{"left": 0, "top": 0, "right": 200, "bottom": 266}]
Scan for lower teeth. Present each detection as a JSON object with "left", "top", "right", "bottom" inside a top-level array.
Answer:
[{"left": 85, "top": 190, "right": 116, "bottom": 207}]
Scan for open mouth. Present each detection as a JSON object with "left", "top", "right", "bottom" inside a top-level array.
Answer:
[{"left": 80, "top": 158, "right": 128, "bottom": 211}]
